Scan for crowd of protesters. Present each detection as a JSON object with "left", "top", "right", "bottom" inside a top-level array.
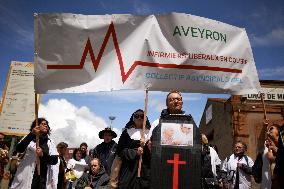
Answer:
[{"left": 0, "top": 90, "right": 283, "bottom": 189}]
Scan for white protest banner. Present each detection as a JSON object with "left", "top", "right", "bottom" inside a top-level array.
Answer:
[
  {"left": 35, "top": 13, "right": 260, "bottom": 94},
  {"left": 0, "top": 61, "right": 35, "bottom": 135}
]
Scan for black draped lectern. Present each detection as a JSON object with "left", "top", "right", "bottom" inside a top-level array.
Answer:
[{"left": 151, "top": 114, "right": 201, "bottom": 189}]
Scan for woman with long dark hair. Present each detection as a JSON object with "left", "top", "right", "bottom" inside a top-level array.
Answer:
[{"left": 11, "top": 118, "right": 58, "bottom": 189}]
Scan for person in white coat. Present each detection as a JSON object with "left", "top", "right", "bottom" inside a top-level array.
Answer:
[
  {"left": 10, "top": 118, "right": 59, "bottom": 189},
  {"left": 222, "top": 141, "right": 254, "bottom": 189}
]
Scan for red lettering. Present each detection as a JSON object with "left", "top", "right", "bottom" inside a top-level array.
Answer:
[{"left": 147, "top": 51, "right": 154, "bottom": 56}]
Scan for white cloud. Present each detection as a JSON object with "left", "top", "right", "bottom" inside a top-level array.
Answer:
[
  {"left": 258, "top": 66, "right": 284, "bottom": 78},
  {"left": 39, "top": 98, "right": 121, "bottom": 148},
  {"left": 251, "top": 28, "right": 284, "bottom": 47}
]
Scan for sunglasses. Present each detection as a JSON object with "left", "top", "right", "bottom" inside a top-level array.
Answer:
[{"left": 134, "top": 114, "right": 144, "bottom": 119}]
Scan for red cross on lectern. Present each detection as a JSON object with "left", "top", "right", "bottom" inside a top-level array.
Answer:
[{"left": 167, "top": 153, "right": 187, "bottom": 189}]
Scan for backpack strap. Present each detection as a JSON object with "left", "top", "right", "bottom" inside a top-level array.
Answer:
[
  {"left": 110, "top": 142, "right": 117, "bottom": 152},
  {"left": 242, "top": 155, "right": 253, "bottom": 175},
  {"left": 244, "top": 155, "right": 249, "bottom": 166}
]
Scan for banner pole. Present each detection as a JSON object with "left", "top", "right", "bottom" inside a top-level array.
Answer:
[
  {"left": 137, "top": 89, "right": 149, "bottom": 177},
  {"left": 260, "top": 93, "right": 269, "bottom": 129},
  {"left": 35, "top": 93, "right": 40, "bottom": 176},
  {"left": 260, "top": 93, "right": 274, "bottom": 177}
]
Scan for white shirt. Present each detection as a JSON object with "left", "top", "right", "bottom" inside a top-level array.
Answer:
[
  {"left": 66, "top": 158, "right": 87, "bottom": 189},
  {"left": 127, "top": 128, "right": 149, "bottom": 140},
  {"left": 67, "top": 158, "right": 87, "bottom": 178},
  {"left": 209, "top": 147, "right": 221, "bottom": 177},
  {"left": 261, "top": 146, "right": 272, "bottom": 189},
  {"left": 222, "top": 154, "right": 254, "bottom": 189},
  {"left": 10, "top": 138, "right": 59, "bottom": 189},
  {"left": 147, "top": 119, "right": 159, "bottom": 140}
]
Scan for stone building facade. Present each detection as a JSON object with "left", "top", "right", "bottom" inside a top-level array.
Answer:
[{"left": 199, "top": 80, "right": 284, "bottom": 161}]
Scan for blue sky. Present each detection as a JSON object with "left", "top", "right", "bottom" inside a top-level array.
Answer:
[{"left": 0, "top": 0, "right": 283, "bottom": 147}]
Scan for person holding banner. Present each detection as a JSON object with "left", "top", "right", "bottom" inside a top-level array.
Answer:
[
  {"left": 148, "top": 90, "right": 200, "bottom": 188},
  {"left": 265, "top": 125, "right": 280, "bottom": 188},
  {"left": 275, "top": 124, "right": 284, "bottom": 188},
  {"left": 10, "top": 118, "right": 59, "bottom": 189},
  {"left": 116, "top": 109, "right": 151, "bottom": 189}
]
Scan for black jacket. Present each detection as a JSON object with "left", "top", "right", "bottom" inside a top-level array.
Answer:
[
  {"left": 93, "top": 140, "right": 117, "bottom": 175},
  {"left": 275, "top": 125, "right": 284, "bottom": 187},
  {"left": 75, "top": 167, "right": 109, "bottom": 189},
  {"left": 116, "top": 129, "right": 151, "bottom": 189},
  {"left": 16, "top": 132, "right": 58, "bottom": 189}
]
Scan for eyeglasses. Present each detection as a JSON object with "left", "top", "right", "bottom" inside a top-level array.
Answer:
[
  {"left": 134, "top": 114, "right": 144, "bottom": 119},
  {"left": 168, "top": 97, "right": 182, "bottom": 102}
]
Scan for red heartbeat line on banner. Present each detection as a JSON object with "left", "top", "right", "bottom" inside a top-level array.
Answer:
[{"left": 47, "top": 22, "right": 242, "bottom": 83}]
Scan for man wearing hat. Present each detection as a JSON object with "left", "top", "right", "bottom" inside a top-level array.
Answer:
[{"left": 92, "top": 127, "right": 117, "bottom": 175}]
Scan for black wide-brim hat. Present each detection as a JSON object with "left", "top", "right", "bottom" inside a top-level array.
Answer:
[{"left": 99, "top": 127, "right": 117, "bottom": 139}]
